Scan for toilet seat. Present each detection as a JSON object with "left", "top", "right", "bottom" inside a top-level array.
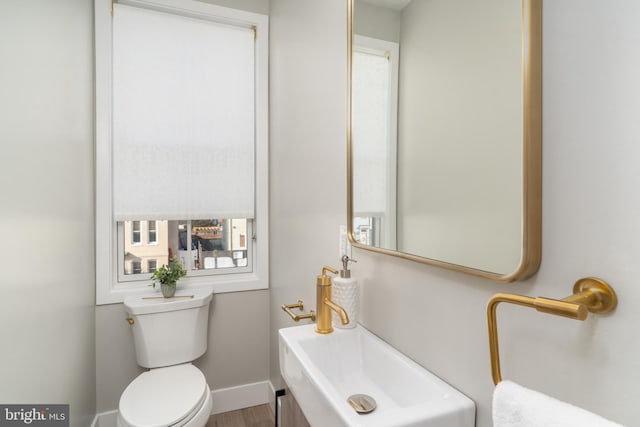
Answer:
[{"left": 118, "top": 364, "right": 210, "bottom": 427}]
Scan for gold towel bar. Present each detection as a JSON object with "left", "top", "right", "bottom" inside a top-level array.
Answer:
[{"left": 487, "top": 277, "right": 617, "bottom": 385}]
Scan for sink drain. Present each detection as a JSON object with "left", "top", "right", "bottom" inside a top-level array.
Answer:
[{"left": 347, "top": 394, "right": 376, "bottom": 414}]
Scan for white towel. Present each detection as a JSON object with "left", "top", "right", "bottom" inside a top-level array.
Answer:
[{"left": 493, "top": 380, "right": 624, "bottom": 427}]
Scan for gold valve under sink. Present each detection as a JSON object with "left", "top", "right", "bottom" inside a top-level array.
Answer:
[{"left": 281, "top": 300, "right": 316, "bottom": 322}]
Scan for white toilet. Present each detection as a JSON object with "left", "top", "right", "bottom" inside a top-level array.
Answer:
[{"left": 118, "top": 288, "right": 214, "bottom": 427}]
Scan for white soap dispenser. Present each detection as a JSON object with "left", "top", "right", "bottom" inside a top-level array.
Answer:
[{"left": 332, "top": 255, "right": 358, "bottom": 329}]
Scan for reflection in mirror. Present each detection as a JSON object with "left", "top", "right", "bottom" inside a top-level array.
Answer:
[
  {"left": 348, "top": 0, "right": 541, "bottom": 281},
  {"left": 352, "top": 35, "right": 399, "bottom": 249}
]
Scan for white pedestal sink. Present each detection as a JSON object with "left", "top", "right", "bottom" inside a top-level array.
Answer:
[{"left": 279, "top": 324, "right": 475, "bottom": 427}]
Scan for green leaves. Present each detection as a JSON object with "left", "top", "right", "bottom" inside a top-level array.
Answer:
[{"left": 151, "top": 257, "right": 187, "bottom": 287}]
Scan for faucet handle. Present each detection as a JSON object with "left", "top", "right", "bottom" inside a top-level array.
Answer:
[
  {"left": 318, "top": 265, "right": 338, "bottom": 286},
  {"left": 322, "top": 265, "right": 338, "bottom": 275},
  {"left": 282, "top": 300, "right": 316, "bottom": 322}
]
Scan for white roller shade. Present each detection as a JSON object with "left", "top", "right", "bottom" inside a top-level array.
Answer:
[
  {"left": 352, "top": 49, "right": 390, "bottom": 216},
  {"left": 112, "top": 4, "right": 255, "bottom": 221}
]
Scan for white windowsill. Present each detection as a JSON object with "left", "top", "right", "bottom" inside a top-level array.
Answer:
[{"left": 97, "top": 273, "right": 267, "bottom": 305}]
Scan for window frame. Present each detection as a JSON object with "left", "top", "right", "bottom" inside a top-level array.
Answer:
[{"left": 95, "top": 0, "right": 269, "bottom": 305}]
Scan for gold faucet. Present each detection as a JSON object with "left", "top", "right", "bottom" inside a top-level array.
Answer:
[{"left": 315, "top": 266, "right": 349, "bottom": 334}]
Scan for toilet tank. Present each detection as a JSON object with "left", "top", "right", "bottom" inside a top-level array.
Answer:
[{"left": 124, "top": 288, "right": 213, "bottom": 368}]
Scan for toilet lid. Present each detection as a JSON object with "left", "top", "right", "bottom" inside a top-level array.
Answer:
[{"left": 119, "top": 364, "right": 208, "bottom": 427}]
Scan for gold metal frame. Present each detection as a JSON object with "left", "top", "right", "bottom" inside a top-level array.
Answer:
[
  {"left": 346, "top": 0, "right": 542, "bottom": 282},
  {"left": 487, "top": 278, "right": 618, "bottom": 384}
]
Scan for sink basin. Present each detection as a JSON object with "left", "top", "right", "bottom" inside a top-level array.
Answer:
[{"left": 279, "top": 324, "right": 475, "bottom": 427}]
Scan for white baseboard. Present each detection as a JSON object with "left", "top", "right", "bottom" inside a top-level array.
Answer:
[
  {"left": 93, "top": 381, "right": 275, "bottom": 426},
  {"left": 211, "top": 380, "right": 272, "bottom": 414},
  {"left": 267, "top": 381, "right": 277, "bottom": 415},
  {"left": 91, "top": 410, "right": 118, "bottom": 427}
]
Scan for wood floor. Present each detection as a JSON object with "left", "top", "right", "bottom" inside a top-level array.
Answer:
[{"left": 207, "top": 404, "right": 274, "bottom": 427}]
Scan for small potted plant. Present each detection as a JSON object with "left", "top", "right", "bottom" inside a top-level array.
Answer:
[{"left": 151, "top": 257, "right": 187, "bottom": 298}]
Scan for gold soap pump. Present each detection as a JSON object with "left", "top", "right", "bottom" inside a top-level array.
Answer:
[{"left": 315, "top": 266, "right": 350, "bottom": 334}]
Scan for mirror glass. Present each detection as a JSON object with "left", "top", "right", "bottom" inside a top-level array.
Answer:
[{"left": 348, "top": 0, "right": 541, "bottom": 281}]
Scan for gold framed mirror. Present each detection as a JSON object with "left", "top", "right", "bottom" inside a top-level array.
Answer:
[{"left": 347, "top": 0, "right": 541, "bottom": 282}]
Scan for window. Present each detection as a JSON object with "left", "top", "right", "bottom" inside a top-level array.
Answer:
[
  {"left": 148, "top": 220, "right": 157, "bottom": 245},
  {"left": 96, "top": 0, "right": 269, "bottom": 304},
  {"left": 131, "top": 220, "right": 141, "bottom": 245},
  {"left": 131, "top": 261, "right": 142, "bottom": 275},
  {"left": 118, "top": 218, "right": 251, "bottom": 282}
]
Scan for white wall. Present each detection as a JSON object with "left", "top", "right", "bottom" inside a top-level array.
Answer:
[
  {"left": 269, "top": 1, "right": 640, "bottom": 426},
  {"left": 0, "top": 1, "right": 96, "bottom": 426},
  {"left": 199, "top": 0, "right": 269, "bottom": 15},
  {"left": 353, "top": 0, "right": 401, "bottom": 42},
  {"left": 268, "top": 0, "right": 348, "bottom": 387}
]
